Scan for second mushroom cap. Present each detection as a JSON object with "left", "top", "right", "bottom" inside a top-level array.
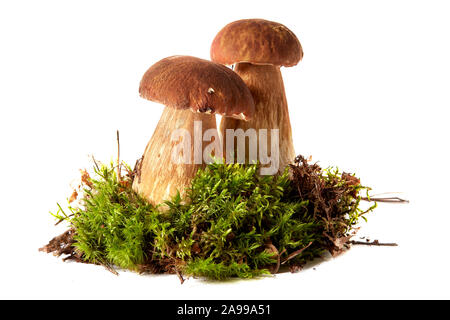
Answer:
[{"left": 211, "top": 19, "right": 303, "bottom": 67}]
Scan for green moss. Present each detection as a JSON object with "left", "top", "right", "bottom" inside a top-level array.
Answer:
[
  {"left": 161, "top": 163, "right": 322, "bottom": 278},
  {"left": 52, "top": 163, "right": 158, "bottom": 270},
  {"left": 47, "top": 158, "right": 375, "bottom": 280}
]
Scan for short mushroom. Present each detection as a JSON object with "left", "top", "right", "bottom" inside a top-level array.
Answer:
[
  {"left": 133, "top": 55, "right": 254, "bottom": 206},
  {"left": 211, "top": 19, "right": 303, "bottom": 174}
]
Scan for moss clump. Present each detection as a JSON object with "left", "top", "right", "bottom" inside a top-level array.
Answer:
[
  {"left": 289, "top": 155, "right": 376, "bottom": 255},
  {"left": 41, "top": 156, "right": 375, "bottom": 280},
  {"left": 160, "top": 162, "right": 322, "bottom": 279},
  {"left": 47, "top": 164, "right": 159, "bottom": 271}
]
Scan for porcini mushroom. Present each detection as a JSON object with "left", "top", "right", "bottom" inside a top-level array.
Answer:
[
  {"left": 133, "top": 55, "right": 254, "bottom": 206},
  {"left": 211, "top": 19, "right": 303, "bottom": 174}
]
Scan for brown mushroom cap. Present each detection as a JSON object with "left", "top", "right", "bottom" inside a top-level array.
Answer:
[
  {"left": 211, "top": 19, "right": 303, "bottom": 67},
  {"left": 139, "top": 55, "right": 255, "bottom": 120}
]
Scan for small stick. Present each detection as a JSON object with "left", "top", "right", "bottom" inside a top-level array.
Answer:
[
  {"left": 54, "top": 214, "right": 74, "bottom": 226},
  {"left": 102, "top": 263, "right": 119, "bottom": 276},
  {"left": 91, "top": 155, "right": 100, "bottom": 171},
  {"left": 362, "top": 196, "right": 409, "bottom": 203},
  {"left": 175, "top": 269, "right": 185, "bottom": 284},
  {"left": 62, "top": 253, "right": 76, "bottom": 262},
  {"left": 349, "top": 240, "right": 398, "bottom": 247},
  {"left": 116, "top": 130, "right": 121, "bottom": 183},
  {"left": 281, "top": 242, "right": 312, "bottom": 265}
]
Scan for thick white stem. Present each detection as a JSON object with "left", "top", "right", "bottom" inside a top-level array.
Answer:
[
  {"left": 220, "top": 63, "right": 295, "bottom": 174},
  {"left": 133, "top": 108, "right": 217, "bottom": 206}
]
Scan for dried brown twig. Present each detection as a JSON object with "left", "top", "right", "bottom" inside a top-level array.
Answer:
[
  {"left": 362, "top": 196, "right": 409, "bottom": 203},
  {"left": 349, "top": 239, "right": 398, "bottom": 247},
  {"left": 116, "top": 130, "right": 121, "bottom": 183}
]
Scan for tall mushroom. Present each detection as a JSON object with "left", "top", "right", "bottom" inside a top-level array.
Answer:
[
  {"left": 133, "top": 55, "right": 254, "bottom": 206},
  {"left": 211, "top": 19, "right": 303, "bottom": 174}
]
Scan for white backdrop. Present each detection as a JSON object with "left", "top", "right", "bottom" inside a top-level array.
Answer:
[{"left": 1, "top": 0, "right": 449, "bottom": 299}]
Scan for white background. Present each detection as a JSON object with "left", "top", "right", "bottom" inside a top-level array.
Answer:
[{"left": 1, "top": 0, "right": 449, "bottom": 299}]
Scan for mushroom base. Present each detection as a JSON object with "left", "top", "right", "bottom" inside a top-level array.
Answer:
[{"left": 132, "top": 108, "right": 217, "bottom": 207}]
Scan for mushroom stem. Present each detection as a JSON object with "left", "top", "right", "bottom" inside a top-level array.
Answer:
[
  {"left": 220, "top": 62, "right": 295, "bottom": 173},
  {"left": 132, "top": 107, "right": 217, "bottom": 206}
]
